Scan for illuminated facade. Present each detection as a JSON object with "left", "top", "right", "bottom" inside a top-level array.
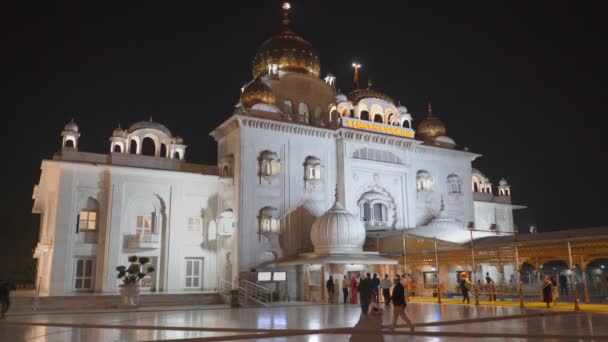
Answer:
[{"left": 31, "top": 3, "right": 524, "bottom": 298}]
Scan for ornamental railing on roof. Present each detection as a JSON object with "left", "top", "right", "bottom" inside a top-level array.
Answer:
[{"left": 340, "top": 117, "right": 415, "bottom": 139}]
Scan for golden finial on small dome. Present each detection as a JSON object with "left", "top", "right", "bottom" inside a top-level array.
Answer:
[
  {"left": 282, "top": 2, "right": 291, "bottom": 28},
  {"left": 417, "top": 99, "right": 447, "bottom": 143}
]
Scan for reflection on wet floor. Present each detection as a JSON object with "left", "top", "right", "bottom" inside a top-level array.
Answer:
[{"left": 0, "top": 302, "right": 606, "bottom": 341}]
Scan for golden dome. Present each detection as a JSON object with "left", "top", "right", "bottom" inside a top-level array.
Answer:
[
  {"left": 417, "top": 102, "right": 447, "bottom": 142},
  {"left": 240, "top": 78, "right": 276, "bottom": 108},
  {"left": 252, "top": 3, "right": 320, "bottom": 79}
]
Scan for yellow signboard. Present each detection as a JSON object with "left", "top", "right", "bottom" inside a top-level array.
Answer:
[{"left": 344, "top": 119, "right": 415, "bottom": 138}]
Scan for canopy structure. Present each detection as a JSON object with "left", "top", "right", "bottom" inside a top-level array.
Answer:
[
  {"left": 259, "top": 252, "right": 397, "bottom": 268},
  {"left": 366, "top": 226, "right": 608, "bottom": 306}
]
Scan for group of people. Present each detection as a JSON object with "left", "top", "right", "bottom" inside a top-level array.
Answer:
[
  {"left": 327, "top": 273, "right": 414, "bottom": 332},
  {"left": 541, "top": 275, "right": 564, "bottom": 308},
  {"left": 458, "top": 272, "right": 497, "bottom": 303}
]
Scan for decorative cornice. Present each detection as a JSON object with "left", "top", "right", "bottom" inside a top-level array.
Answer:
[{"left": 210, "top": 115, "right": 483, "bottom": 162}]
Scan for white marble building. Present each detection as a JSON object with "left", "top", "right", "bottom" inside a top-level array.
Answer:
[{"left": 32, "top": 3, "right": 523, "bottom": 297}]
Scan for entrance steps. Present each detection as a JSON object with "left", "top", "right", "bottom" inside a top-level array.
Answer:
[{"left": 10, "top": 292, "right": 223, "bottom": 313}]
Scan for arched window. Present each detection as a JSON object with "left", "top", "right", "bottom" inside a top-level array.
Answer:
[
  {"left": 357, "top": 190, "right": 393, "bottom": 229},
  {"left": 141, "top": 137, "right": 156, "bottom": 156},
  {"left": 218, "top": 210, "right": 235, "bottom": 236},
  {"left": 447, "top": 174, "right": 462, "bottom": 194},
  {"left": 373, "top": 203, "right": 386, "bottom": 221},
  {"left": 304, "top": 156, "right": 321, "bottom": 181},
  {"left": 473, "top": 182, "right": 479, "bottom": 192},
  {"left": 113, "top": 144, "right": 122, "bottom": 153},
  {"left": 259, "top": 207, "right": 280, "bottom": 234},
  {"left": 416, "top": 170, "right": 433, "bottom": 191},
  {"left": 65, "top": 139, "right": 75, "bottom": 148},
  {"left": 129, "top": 139, "right": 138, "bottom": 154},
  {"left": 260, "top": 151, "right": 280, "bottom": 177},
  {"left": 330, "top": 110, "right": 338, "bottom": 122},
  {"left": 173, "top": 151, "right": 181, "bottom": 159},
  {"left": 373, "top": 114, "right": 383, "bottom": 123},
  {"left": 160, "top": 143, "right": 167, "bottom": 158},
  {"left": 349, "top": 109, "right": 355, "bottom": 118},
  {"left": 402, "top": 120, "right": 410, "bottom": 128},
  {"left": 360, "top": 111, "right": 370, "bottom": 121},
  {"left": 362, "top": 203, "right": 371, "bottom": 222},
  {"left": 386, "top": 113, "right": 394, "bottom": 124},
  {"left": 283, "top": 100, "right": 293, "bottom": 115}
]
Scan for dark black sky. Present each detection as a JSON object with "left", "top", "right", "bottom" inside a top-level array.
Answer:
[{"left": 2, "top": 1, "right": 607, "bottom": 275}]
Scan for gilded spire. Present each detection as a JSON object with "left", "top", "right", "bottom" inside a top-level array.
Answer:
[
  {"left": 282, "top": 2, "right": 292, "bottom": 29},
  {"left": 426, "top": 100, "right": 434, "bottom": 117}
]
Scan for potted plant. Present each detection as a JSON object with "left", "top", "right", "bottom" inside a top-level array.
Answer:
[{"left": 116, "top": 255, "right": 155, "bottom": 306}]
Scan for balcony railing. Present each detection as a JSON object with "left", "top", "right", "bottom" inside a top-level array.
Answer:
[
  {"left": 340, "top": 117, "right": 415, "bottom": 139},
  {"left": 125, "top": 234, "right": 160, "bottom": 249}
]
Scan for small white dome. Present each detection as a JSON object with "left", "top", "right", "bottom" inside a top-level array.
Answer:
[
  {"left": 174, "top": 136, "right": 184, "bottom": 144},
  {"left": 64, "top": 120, "right": 79, "bottom": 133},
  {"left": 251, "top": 103, "right": 281, "bottom": 113},
  {"left": 397, "top": 105, "right": 408, "bottom": 114},
  {"left": 435, "top": 136, "right": 456, "bottom": 145},
  {"left": 112, "top": 126, "right": 126, "bottom": 137},
  {"left": 310, "top": 201, "right": 366, "bottom": 254},
  {"left": 499, "top": 178, "right": 508, "bottom": 186},
  {"left": 335, "top": 93, "right": 347, "bottom": 102}
]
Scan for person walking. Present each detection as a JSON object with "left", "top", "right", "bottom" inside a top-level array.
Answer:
[
  {"left": 541, "top": 275, "right": 553, "bottom": 308},
  {"left": 372, "top": 273, "right": 380, "bottom": 303},
  {"left": 342, "top": 275, "right": 349, "bottom": 304},
  {"left": 350, "top": 274, "right": 358, "bottom": 304},
  {"left": 0, "top": 280, "right": 16, "bottom": 319},
  {"left": 326, "top": 275, "right": 335, "bottom": 304},
  {"left": 550, "top": 276, "right": 559, "bottom": 305},
  {"left": 359, "top": 273, "right": 373, "bottom": 314},
  {"left": 390, "top": 275, "right": 415, "bottom": 332},
  {"left": 380, "top": 274, "right": 392, "bottom": 305},
  {"left": 460, "top": 272, "right": 472, "bottom": 304},
  {"left": 485, "top": 273, "right": 496, "bottom": 301},
  {"left": 559, "top": 274, "right": 568, "bottom": 297}
]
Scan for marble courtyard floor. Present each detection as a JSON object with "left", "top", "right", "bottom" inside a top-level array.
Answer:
[{"left": 0, "top": 302, "right": 607, "bottom": 341}]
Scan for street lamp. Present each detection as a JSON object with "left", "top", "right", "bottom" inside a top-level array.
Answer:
[
  {"left": 352, "top": 62, "right": 361, "bottom": 89},
  {"left": 468, "top": 225, "right": 480, "bottom": 305}
]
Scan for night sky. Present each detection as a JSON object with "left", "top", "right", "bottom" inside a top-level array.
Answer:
[{"left": 3, "top": 1, "right": 607, "bottom": 279}]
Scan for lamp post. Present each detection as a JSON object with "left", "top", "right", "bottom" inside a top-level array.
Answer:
[
  {"left": 352, "top": 62, "right": 361, "bottom": 89},
  {"left": 434, "top": 236, "right": 442, "bottom": 304},
  {"left": 567, "top": 241, "right": 580, "bottom": 311},
  {"left": 514, "top": 243, "right": 524, "bottom": 307},
  {"left": 469, "top": 227, "right": 480, "bottom": 305}
]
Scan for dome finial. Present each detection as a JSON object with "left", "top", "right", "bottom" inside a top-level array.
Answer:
[
  {"left": 149, "top": 116, "right": 153, "bottom": 122},
  {"left": 334, "top": 184, "right": 339, "bottom": 203},
  {"left": 282, "top": 2, "right": 291, "bottom": 28},
  {"left": 367, "top": 79, "right": 372, "bottom": 89},
  {"left": 426, "top": 99, "right": 434, "bottom": 117}
]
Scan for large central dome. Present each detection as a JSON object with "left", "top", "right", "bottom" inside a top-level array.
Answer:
[{"left": 252, "top": 3, "right": 320, "bottom": 79}]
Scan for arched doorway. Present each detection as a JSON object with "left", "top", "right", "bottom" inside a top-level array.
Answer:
[
  {"left": 160, "top": 143, "right": 167, "bottom": 158},
  {"left": 129, "top": 139, "right": 138, "bottom": 154},
  {"left": 141, "top": 137, "right": 156, "bottom": 156}
]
